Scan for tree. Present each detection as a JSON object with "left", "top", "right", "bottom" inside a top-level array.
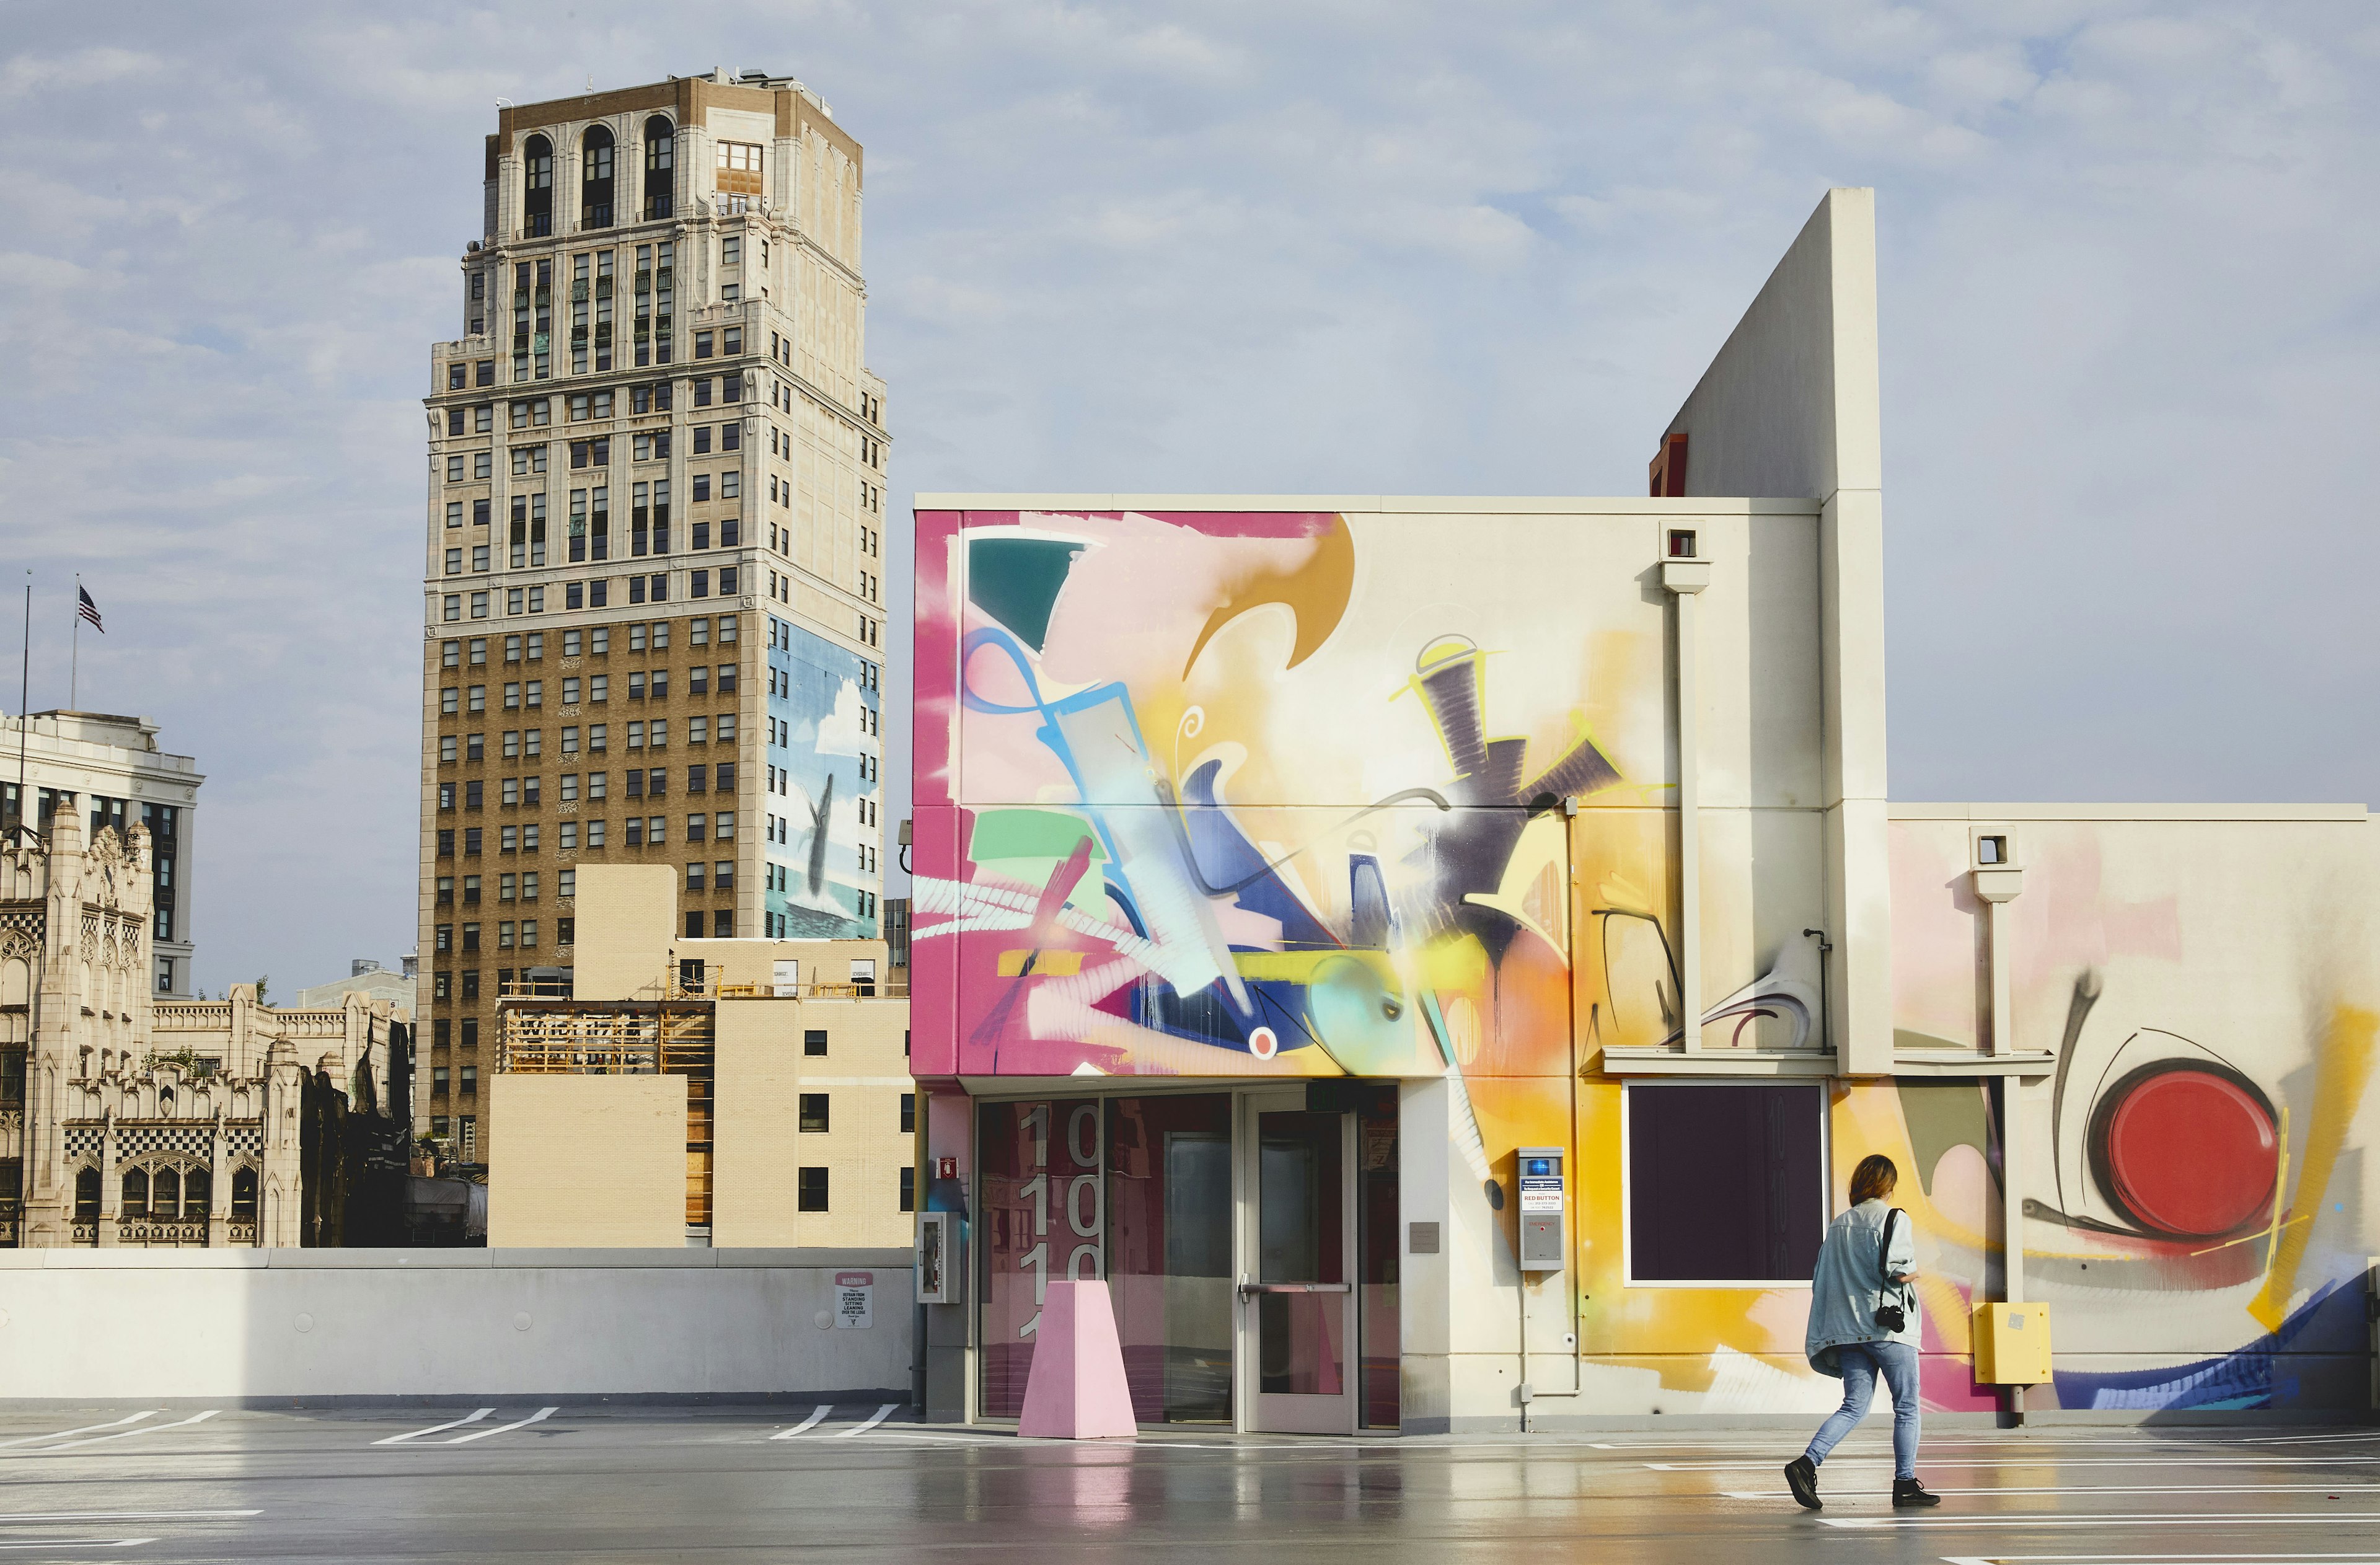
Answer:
[{"left": 253, "top": 975, "right": 270, "bottom": 1004}]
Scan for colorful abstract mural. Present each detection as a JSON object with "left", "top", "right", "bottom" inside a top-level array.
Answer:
[{"left": 910, "top": 510, "right": 1690, "bottom": 1181}]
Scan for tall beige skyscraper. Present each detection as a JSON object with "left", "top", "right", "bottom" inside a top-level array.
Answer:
[{"left": 418, "top": 71, "right": 890, "bottom": 1165}]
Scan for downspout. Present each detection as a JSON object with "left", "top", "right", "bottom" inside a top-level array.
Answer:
[{"left": 1660, "top": 547, "right": 1711, "bottom": 1049}]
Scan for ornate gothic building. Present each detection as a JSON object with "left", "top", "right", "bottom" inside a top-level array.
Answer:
[{"left": 2, "top": 813, "right": 412, "bottom": 1246}]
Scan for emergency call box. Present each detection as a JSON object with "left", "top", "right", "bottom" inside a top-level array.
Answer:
[
  {"left": 1517, "top": 1147, "right": 1566, "bottom": 1272},
  {"left": 916, "top": 1210, "right": 963, "bottom": 1305}
]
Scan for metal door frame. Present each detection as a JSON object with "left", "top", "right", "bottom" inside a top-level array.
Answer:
[{"left": 1236, "top": 1088, "right": 1359, "bottom": 1435}]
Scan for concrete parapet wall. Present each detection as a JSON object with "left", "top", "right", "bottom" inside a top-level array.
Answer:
[{"left": 0, "top": 1248, "right": 913, "bottom": 1402}]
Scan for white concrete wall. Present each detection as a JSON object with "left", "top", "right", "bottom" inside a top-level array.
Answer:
[
  {"left": 1663, "top": 187, "right": 1892, "bottom": 1072},
  {"left": 0, "top": 1249, "right": 912, "bottom": 1401}
]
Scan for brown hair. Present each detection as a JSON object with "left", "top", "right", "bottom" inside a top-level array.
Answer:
[{"left": 1849, "top": 1154, "right": 1899, "bottom": 1205}]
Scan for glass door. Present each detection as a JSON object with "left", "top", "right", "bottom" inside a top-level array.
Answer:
[{"left": 1241, "top": 1092, "right": 1357, "bottom": 1434}]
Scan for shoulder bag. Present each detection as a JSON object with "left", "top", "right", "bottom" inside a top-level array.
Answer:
[{"left": 1872, "top": 1207, "right": 1910, "bottom": 1334}]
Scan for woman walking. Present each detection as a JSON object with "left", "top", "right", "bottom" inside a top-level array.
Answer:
[{"left": 1784, "top": 1153, "right": 1939, "bottom": 1510}]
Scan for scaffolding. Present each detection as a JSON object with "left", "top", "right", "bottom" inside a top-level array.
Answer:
[{"left": 497, "top": 999, "right": 715, "bottom": 1230}]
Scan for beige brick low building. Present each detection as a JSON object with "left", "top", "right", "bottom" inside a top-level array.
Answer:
[{"left": 489, "top": 863, "right": 910, "bottom": 1246}]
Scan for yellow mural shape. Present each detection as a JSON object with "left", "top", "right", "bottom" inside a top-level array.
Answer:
[
  {"left": 1179, "top": 514, "right": 1355, "bottom": 679},
  {"left": 2250, "top": 1004, "right": 2377, "bottom": 1333}
]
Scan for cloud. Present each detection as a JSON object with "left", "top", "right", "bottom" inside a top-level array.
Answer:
[{"left": 2, "top": 0, "right": 2376, "bottom": 992}]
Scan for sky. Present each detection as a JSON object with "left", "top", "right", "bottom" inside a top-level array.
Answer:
[{"left": 2, "top": 1, "right": 2375, "bottom": 997}]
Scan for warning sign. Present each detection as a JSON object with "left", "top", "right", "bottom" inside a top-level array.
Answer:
[
  {"left": 1518, "top": 1176, "right": 1564, "bottom": 1215},
  {"left": 834, "top": 1271, "right": 874, "bottom": 1330}
]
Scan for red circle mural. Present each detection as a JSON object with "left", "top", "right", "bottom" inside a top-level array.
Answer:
[{"left": 2097, "top": 1065, "right": 2278, "bottom": 1238}]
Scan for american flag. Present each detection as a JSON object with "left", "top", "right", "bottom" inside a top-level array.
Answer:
[{"left": 77, "top": 586, "right": 103, "bottom": 633}]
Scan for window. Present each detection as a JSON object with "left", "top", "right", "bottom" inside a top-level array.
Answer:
[
  {"left": 901, "top": 1093, "right": 915, "bottom": 1134},
  {"left": 900, "top": 1166, "right": 915, "bottom": 1214},
  {"left": 715, "top": 139, "right": 763, "bottom": 211},
  {"left": 797, "top": 1167, "right": 829, "bottom": 1211},
  {"left": 643, "top": 116, "right": 674, "bottom": 219},
  {"left": 522, "top": 134, "right": 553, "bottom": 236},
  {"left": 803, "top": 1029, "right": 827, "bottom": 1058},
  {"left": 713, "top": 860, "right": 733, "bottom": 891},
  {"left": 581, "top": 124, "right": 615, "bottom": 228},
  {"left": 1626, "top": 1083, "right": 1824, "bottom": 1284},
  {"left": 798, "top": 1093, "right": 830, "bottom": 1134}
]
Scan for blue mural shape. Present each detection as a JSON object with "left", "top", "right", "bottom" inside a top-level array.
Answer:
[{"left": 765, "top": 614, "right": 881, "bottom": 938}]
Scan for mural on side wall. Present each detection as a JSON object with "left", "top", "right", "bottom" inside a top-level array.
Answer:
[
  {"left": 915, "top": 508, "right": 2379, "bottom": 1416},
  {"left": 764, "top": 614, "right": 882, "bottom": 938},
  {"left": 912, "top": 509, "right": 1703, "bottom": 1176},
  {"left": 1569, "top": 824, "right": 2377, "bottom": 1417}
]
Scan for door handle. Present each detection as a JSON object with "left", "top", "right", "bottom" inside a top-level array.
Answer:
[{"left": 1238, "top": 1282, "right": 1352, "bottom": 1295}]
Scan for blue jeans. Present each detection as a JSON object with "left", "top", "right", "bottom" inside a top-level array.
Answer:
[{"left": 1805, "top": 1341, "right": 1920, "bottom": 1480}]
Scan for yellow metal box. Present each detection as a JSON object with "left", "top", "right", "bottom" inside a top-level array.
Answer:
[{"left": 1972, "top": 1302, "right": 2053, "bottom": 1384}]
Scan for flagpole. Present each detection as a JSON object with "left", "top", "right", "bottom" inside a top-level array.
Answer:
[
  {"left": 69, "top": 573, "right": 79, "bottom": 711},
  {"left": 14, "top": 578, "right": 28, "bottom": 845}
]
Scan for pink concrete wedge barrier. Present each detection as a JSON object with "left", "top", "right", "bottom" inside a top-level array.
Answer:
[{"left": 1017, "top": 1279, "right": 1139, "bottom": 1439}]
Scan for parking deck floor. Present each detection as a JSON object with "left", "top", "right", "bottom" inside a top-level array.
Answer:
[{"left": 2, "top": 1402, "right": 2376, "bottom": 1561}]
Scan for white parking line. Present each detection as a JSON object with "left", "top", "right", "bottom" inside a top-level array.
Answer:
[
  {"left": 1939, "top": 1553, "right": 2380, "bottom": 1563},
  {"left": 31, "top": 1411, "right": 218, "bottom": 1454},
  {"left": 1831, "top": 1511, "right": 2380, "bottom": 1530},
  {"left": 1730, "top": 1485, "right": 2380, "bottom": 1499},
  {"left": 371, "top": 1409, "right": 495, "bottom": 1446},
  {"left": 442, "top": 1407, "right": 557, "bottom": 1445},
  {"left": 1657, "top": 1457, "right": 2380, "bottom": 1471},
  {"left": 0, "top": 1414, "right": 157, "bottom": 1451},
  {"left": 768, "top": 1406, "right": 832, "bottom": 1440},
  {"left": 0, "top": 1540, "right": 157, "bottom": 1552},
  {"left": 1942, "top": 1541, "right": 2380, "bottom": 1550},
  {"left": 0, "top": 1511, "right": 260, "bottom": 1523},
  {"left": 835, "top": 1404, "right": 900, "bottom": 1437}
]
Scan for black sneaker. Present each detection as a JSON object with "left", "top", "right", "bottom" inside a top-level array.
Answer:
[
  {"left": 1893, "top": 1478, "right": 1942, "bottom": 1508},
  {"left": 1784, "top": 1455, "right": 1822, "bottom": 1510}
]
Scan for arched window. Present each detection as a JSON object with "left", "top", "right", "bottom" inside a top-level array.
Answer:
[
  {"left": 121, "top": 1167, "right": 149, "bottom": 1219},
  {"left": 581, "top": 125, "right": 615, "bottom": 229},
  {"left": 73, "top": 1167, "right": 99, "bottom": 1221},
  {"left": 184, "top": 1166, "right": 212, "bottom": 1220},
  {"left": 152, "top": 1166, "right": 180, "bottom": 1222},
  {"left": 231, "top": 1166, "right": 258, "bottom": 1220},
  {"left": 523, "top": 133, "right": 554, "bottom": 237},
  {"left": 643, "top": 117, "right": 674, "bottom": 220}
]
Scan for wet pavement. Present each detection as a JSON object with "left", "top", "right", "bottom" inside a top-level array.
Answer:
[{"left": 2, "top": 1402, "right": 2378, "bottom": 1561}]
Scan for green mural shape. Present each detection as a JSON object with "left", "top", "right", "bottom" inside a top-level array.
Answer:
[
  {"left": 968, "top": 536, "right": 1085, "bottom": 653},
  {"left": 1895, "top": 1078, "right": 1996, "bottom": 1199},
  {"left": 969, "top": 808, "right": 1107, "bottom": 864}
]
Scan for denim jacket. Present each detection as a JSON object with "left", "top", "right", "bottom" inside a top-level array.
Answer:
[{"left": 1804, "top": 1197, "right": 1919, "bottom": 1376}]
